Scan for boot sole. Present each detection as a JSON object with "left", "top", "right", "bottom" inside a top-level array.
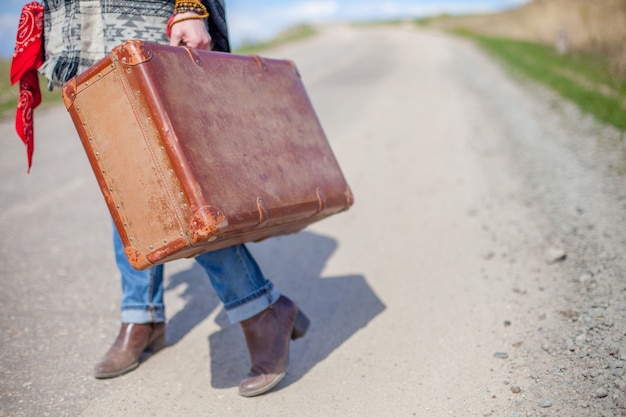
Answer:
[
  {"left": 238, "top": 371, "right": 287, "bottom": 397},
  {"left": 94, "top": 361, "right": 139, "bottom": 379}
]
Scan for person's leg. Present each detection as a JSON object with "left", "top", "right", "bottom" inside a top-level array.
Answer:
[
  {"left": 93, "top": 227, "right": 167, "bottom": 379},
  {"left": 194, "top": 244, "right": 310, "bottom": 396},
  {"left": 116, "top": 235, "right": 165, "bottom": 324},
  {"left": 194, "top": 244, "right": 280, "bottom": 323}
]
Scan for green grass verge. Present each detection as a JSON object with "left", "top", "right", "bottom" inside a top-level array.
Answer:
[
  {"left": 0, "top": 59, "right": 63, "bottom": 120},
  {"left": 451, "top": 29, "right": 626, "bottom": 131}
]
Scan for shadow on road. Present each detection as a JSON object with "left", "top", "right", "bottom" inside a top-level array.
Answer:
[
  {"left": 164, "top": 262, "right": 221, "bottom": 346},
  {"left": 205, "top": 231, "right": 385, "bottom": 391}
]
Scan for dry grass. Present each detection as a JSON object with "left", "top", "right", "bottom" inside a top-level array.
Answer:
[{"left": 431, "top": 0, "right": 626, "bottom": 76}]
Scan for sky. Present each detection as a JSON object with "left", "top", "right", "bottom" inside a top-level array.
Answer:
[{"left": 0, "top": 0, "right": 528, "bottom": 58}]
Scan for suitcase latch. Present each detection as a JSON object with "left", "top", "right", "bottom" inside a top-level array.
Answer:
[{"left": 112, "top": 40, "right": 154, "bottom": 66}]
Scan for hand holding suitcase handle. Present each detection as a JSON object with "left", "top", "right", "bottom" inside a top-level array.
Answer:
[{"left": 167, "top": 1, "right": 212, "bottom": 50}]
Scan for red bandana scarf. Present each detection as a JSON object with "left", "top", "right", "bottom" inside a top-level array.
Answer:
[{"left": 10, "top": 2, "right": 45, "bottom": 173}]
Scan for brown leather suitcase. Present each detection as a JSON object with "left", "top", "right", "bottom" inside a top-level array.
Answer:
[{"left": 62, "top": 40, "right": 353, "bottom": 270}]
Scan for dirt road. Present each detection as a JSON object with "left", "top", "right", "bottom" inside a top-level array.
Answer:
[{"left": 1, "top": 25, "right": 624, "bottom": 416}]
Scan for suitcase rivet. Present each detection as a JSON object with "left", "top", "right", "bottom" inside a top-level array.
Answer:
[
  {"left": 147, "top": 117, "right": 151, "bottom": 122},
  {"left": 89, "top": 136, "right": 93, "bottom": 141},
  {"left": 129, "top": 237, "right": 133, "bottom": 241},
  {"left": 116, "top": 204, "right": 120, "bottom": 209},
  {"left": 82, "top": 121, "right": 87, "bottom": 126},
  {"left": 163, "top": 239, "right": 168, "bottom": 243},
  {"left": 192, "top": 221, "right": 197, "bottom": 227},
  {"left": 95, "top": 152, "right": 99, "bottom": 157},
  {"left": 169, "top": 169, "right": 174, "bottom": 174},
  {"left": 124, "top": 223, "right": 128, "bottom": 227},
  {"left": 98, "top": 73, "right": 102, "bottom": 78},
  {"left": 179, "top": 232, "right": 184, "bottom": 237},
  {"left": 149, "top": 245, "right": 154, "bottom": 250},
  {"left": 161, "top": 147, "right": 165, "bottom": 152},
  {"left": 135, "top": 250, "right": 140, "bottom": 256},
  {"left": 109, "top": 187, "right": 113, "bottom": 192},
  {"left": 76, "top": 105, "right": 80, "bottom": 111},
  {"left": 182, "top": 204, "right": 187, "bottom": 208},
  {"left": 85, "top": 82, "right": 89, "bottom": 86},
  {"left": 127, "top": 68, "right": 131, "bottom": 73}
]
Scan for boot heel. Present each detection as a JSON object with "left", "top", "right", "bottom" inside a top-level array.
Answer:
[
  {"left": 148, "top": 333, "right": 166, "bottom": 353},
  {"left": 291, "top": 310, "right": 311, "bottom": 340}
]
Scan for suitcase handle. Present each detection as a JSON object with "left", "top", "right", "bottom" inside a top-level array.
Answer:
[
  {"left": 180, "top": 45, "right": 203, "bottom": 66},
  {"left": 250, "top": 55, "right": 269, "bottom": 72}
]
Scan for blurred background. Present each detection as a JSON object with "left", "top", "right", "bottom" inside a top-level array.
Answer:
[
  {"left": 2, "top": 2, "right": 625, "bottom": 415},
  {"left": 1, "top": 0, "right": 625, "bottom": 131},
  {"left": 0, "top": 0, "right": 528, "bottom": 56}
]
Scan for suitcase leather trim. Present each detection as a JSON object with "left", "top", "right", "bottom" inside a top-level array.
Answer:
[{"left": 63, "top": 40, "right": 354, "bottom": 269}]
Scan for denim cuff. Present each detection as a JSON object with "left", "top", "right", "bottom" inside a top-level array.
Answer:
[
  {"left": 225, "top": 287, "right": 281, "bottom": 324},
  {"left": 121, "top": 306, "right": 166, "bottom": 324}
]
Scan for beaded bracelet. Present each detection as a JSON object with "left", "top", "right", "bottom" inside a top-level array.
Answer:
[
  {"left": 168, "top": 12, "right": 209, "bottom": 30},
  {"left": 174, "top": 6, "right": 205, "bottom": 15},
  {"left": 174, "top": 0, "right": 208, "bottom": 15},
  {"left": 166, "top": 11, "right": 209, "bottom": 38},
  {"left": 167, "top": 0, "right": 209, "bottom": 36}
]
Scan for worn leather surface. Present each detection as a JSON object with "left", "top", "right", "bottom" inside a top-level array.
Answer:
[{"left": 63, "top": 40, "right": 353, "bottom": 269}]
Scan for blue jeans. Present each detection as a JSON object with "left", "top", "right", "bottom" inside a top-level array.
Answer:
[{"left": 113, "top": 228, "right": 280, "bottom": 324}]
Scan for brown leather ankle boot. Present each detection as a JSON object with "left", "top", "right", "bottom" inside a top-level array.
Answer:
[
  {"left": 94, "top": 322, "right": 166, "bottom": 379},
  {"left": 239, "top": 296, "right": 310, "bottom": 397}
]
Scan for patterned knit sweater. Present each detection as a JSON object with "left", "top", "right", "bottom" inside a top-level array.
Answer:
[{"left": 40, "top": 0, "right": 229, "bottom": 89}]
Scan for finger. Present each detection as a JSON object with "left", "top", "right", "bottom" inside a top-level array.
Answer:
[
  {"left": 198, "top": 36, "right": 212, "bottom": 50},
  {"left": 183, "top": 35, "right": 211, "bottom": 50},
  {"left": 169, "top": 32, "right": 182, "bottom": 47}
]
